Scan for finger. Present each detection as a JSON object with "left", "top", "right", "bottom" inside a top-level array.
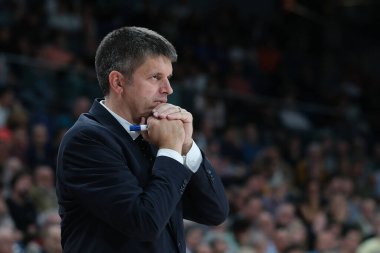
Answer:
[
  {"left": 152, "top": 103, "right": 173, "bottom": 114},
  {"left": 141, "top": 131, "right": 149, "bottom": 141},
  {"left": 166, "top": 109, "right": 192, "bottom": 123},
  {"left": 164, "top": 106, "right": 185, "bottom": 118},
  {"left": 153, "top": 104, "right": 181, "bottom": 118}
]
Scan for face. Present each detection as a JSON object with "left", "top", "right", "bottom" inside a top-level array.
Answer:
[
  {"left": 33, "top": 124, "right": 48, "bottom": 146},
  {"left": 14, "top": 174, "right": 32, "bottom": 197},
  {"left": 44, "top": 225, "right": 62, "bottom": 253},
  {"left": 121, "top": 56, "right": 173, "bottom": 123},
  {"left": 35, "top": 166, "right": 54, "bottom": 189}
]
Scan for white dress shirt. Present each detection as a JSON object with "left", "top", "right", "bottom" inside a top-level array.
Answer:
[{"left": 100, "top": 100, "right": 202, "bottom": 172}]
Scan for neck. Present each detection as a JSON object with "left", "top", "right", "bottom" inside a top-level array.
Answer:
[{"left": 104, "top": 97, "right": 136, "bottom": 124}]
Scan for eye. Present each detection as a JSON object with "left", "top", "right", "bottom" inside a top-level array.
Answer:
[{"left": 152, "top": 74, "right": 161, "bottom": 80}]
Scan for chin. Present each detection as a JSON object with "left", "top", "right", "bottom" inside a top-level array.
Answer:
[{"left": 142, "top": 111, "right": 154, "bottom": 118}]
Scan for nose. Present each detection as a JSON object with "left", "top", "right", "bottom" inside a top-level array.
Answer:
[{"left": 160, "top": 78, "right": 173, "bottom": 95}]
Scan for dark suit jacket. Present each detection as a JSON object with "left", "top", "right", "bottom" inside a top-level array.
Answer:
[{"left": 56, "top": 99, "right": 229, "bottom": 253}]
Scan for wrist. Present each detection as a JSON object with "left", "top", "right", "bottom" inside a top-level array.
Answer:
[
  {"left": 182, "top": 139, "right": 193, "bottom": 155},
  {"left": 159, "top": 141, "right": 183, "bottom": 154}
]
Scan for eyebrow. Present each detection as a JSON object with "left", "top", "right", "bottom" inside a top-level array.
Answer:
[{"left": 151, "top": 72, "right": 173, "bottom": 79}]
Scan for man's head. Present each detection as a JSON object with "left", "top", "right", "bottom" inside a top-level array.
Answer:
[{"left": 95, "top": 26, "right": 177, "bottom": 96}]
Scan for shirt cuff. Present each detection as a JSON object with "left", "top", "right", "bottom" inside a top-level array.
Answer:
[
  {"left": 157, "top": 149, "right": 184, "bottom": 165},
  {"left": 156, "top": 141, "right": 202, "bottom": 173},
  {"left": 183, "top": 141, "right": 202, "bottom": 173}
]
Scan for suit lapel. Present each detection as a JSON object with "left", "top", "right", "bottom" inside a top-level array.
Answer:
[{"left": 87, "top": 99, "right": 134, "bottom": 143}]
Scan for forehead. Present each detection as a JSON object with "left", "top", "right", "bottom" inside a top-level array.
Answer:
[{"left": 134, "top": 56, "right": 173, "bottom": 75}]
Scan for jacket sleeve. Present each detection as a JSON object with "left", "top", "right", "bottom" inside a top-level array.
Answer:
[
  {"left": 57, "top": 127, "right": 193, "bottom": 241},
  {"left": 182, "top": 153, "right": 229, "bottom": 225}
]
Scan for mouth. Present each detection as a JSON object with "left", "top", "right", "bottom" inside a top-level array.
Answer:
[{"left": 155, "top": 99, "right": 167, "bottom": 104}]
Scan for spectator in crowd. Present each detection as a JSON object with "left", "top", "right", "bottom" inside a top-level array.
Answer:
[
  {"left": 26, "top": 123, "right": 54, "bottom": 169},
  {"left": 230, "top": 217, "right": 254, "bottom": 251},
  {"left": 39, "top": 224, "right": 62, "bottom": 253},
  {"left": 30, "top": 165, "right": 58, "bottom": 212},
  {"left": 356, "top": 213, "right": 380, "bottom": 253},
  {"left": 309, "top": 229, "right": 340, "bottom": 253},
  {"left": 1, "top": 156, "right": 24, "bottom": 195},
  {"left": 356, "top": 197, "right": 377, "bottom": 238},
  {"left": 241, "top": 123, "right": 261, "bottom": 166},
  {"left": 273, "top": 227, "right": 291, "bottom": 253},
  {"left": 208, "top": 232, "right": 229, "bottom": 253},
  {"left": 55, "top": 96, "right": 91, "bottom": 131},
  {"left": 240, "top": 194, "right": 263, "bottom": 224},
  {"left": 295, "top": 142, "right": 327, "bottom": 187},
  {"left": 255, "top": 211, "right": 277, "bottom": 252},
  {"left": 0, "top": 226, "right": 20, "bottom": 253},
  {"left": 338, "top": 225, "right": 361, "bottom": 253},
  {"left": 296, "top": 179, "right": 326, "bottom": 249},
  {"left": 185, "top": 224, "right": 206, "bottom": 253},
  {"left": 8, "top": 126, "right": 29, "bottom": 163},
  {"left": 5, "top": 170, "right": 37, "bottom": 246},
  {"left": 31, "top": 209, "right": 61, "bottom": 252},
  {"left": 275, "top": 202, "right": 300, "bottom": 229},
  {"left": 250, "top": 231, "right": 271, "bottom": 253}
]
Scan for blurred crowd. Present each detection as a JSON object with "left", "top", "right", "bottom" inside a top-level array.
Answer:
[{"left": 0, "top": 0, "right": 380, "bottom": 252}]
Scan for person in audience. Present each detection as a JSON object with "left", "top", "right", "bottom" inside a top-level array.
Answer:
[
  {"left": 30, "top": 165, "right": 58, "bottom": 212},
  {"left": 357, "top": 213, "right": 380, "bottom": 253},
  {"left": 5, "top": 170, "right": 37, "bottom": 245},
  {"left": 0, "top": 226, "right": 19, "bottom": 253}
]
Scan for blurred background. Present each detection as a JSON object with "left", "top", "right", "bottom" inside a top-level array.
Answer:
[{"left": 0, "top": 0, "right": 380, "bottom": 252}]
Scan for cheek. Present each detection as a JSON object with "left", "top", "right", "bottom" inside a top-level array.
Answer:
[
  {"left": 134, "top": 93, "right": 155, "bottom": 113},
  {"left": 139, "top": 88, "right": 158, "bottom": 103},
  {"left": 127, "top": 84, "right": 157, "bottom": 111}
]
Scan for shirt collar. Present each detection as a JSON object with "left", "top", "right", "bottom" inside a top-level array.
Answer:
[{"left": 99, "top": 99, "right": 140, "bottom": 140}]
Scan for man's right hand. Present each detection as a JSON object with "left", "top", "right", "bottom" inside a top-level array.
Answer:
[{"left": 145, "top": 117, "right": 185, "bottom": 153}]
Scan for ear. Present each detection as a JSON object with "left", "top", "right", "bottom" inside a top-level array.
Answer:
[{"left": 108, "top": 71, "right": 125, "bottom": 95}]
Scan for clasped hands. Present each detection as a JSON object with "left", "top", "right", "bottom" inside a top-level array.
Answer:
[{"left": 140, "top": 104, "right": 193, "bottom": 155}]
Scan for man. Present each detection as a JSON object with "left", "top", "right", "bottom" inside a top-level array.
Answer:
[{"left": 56, "top": 26, "right": 229, "bottom": 252}]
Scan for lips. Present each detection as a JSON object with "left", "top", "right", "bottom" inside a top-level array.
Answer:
[{"left": 155, "top": 99, "right": 167, "bottom": 104}]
